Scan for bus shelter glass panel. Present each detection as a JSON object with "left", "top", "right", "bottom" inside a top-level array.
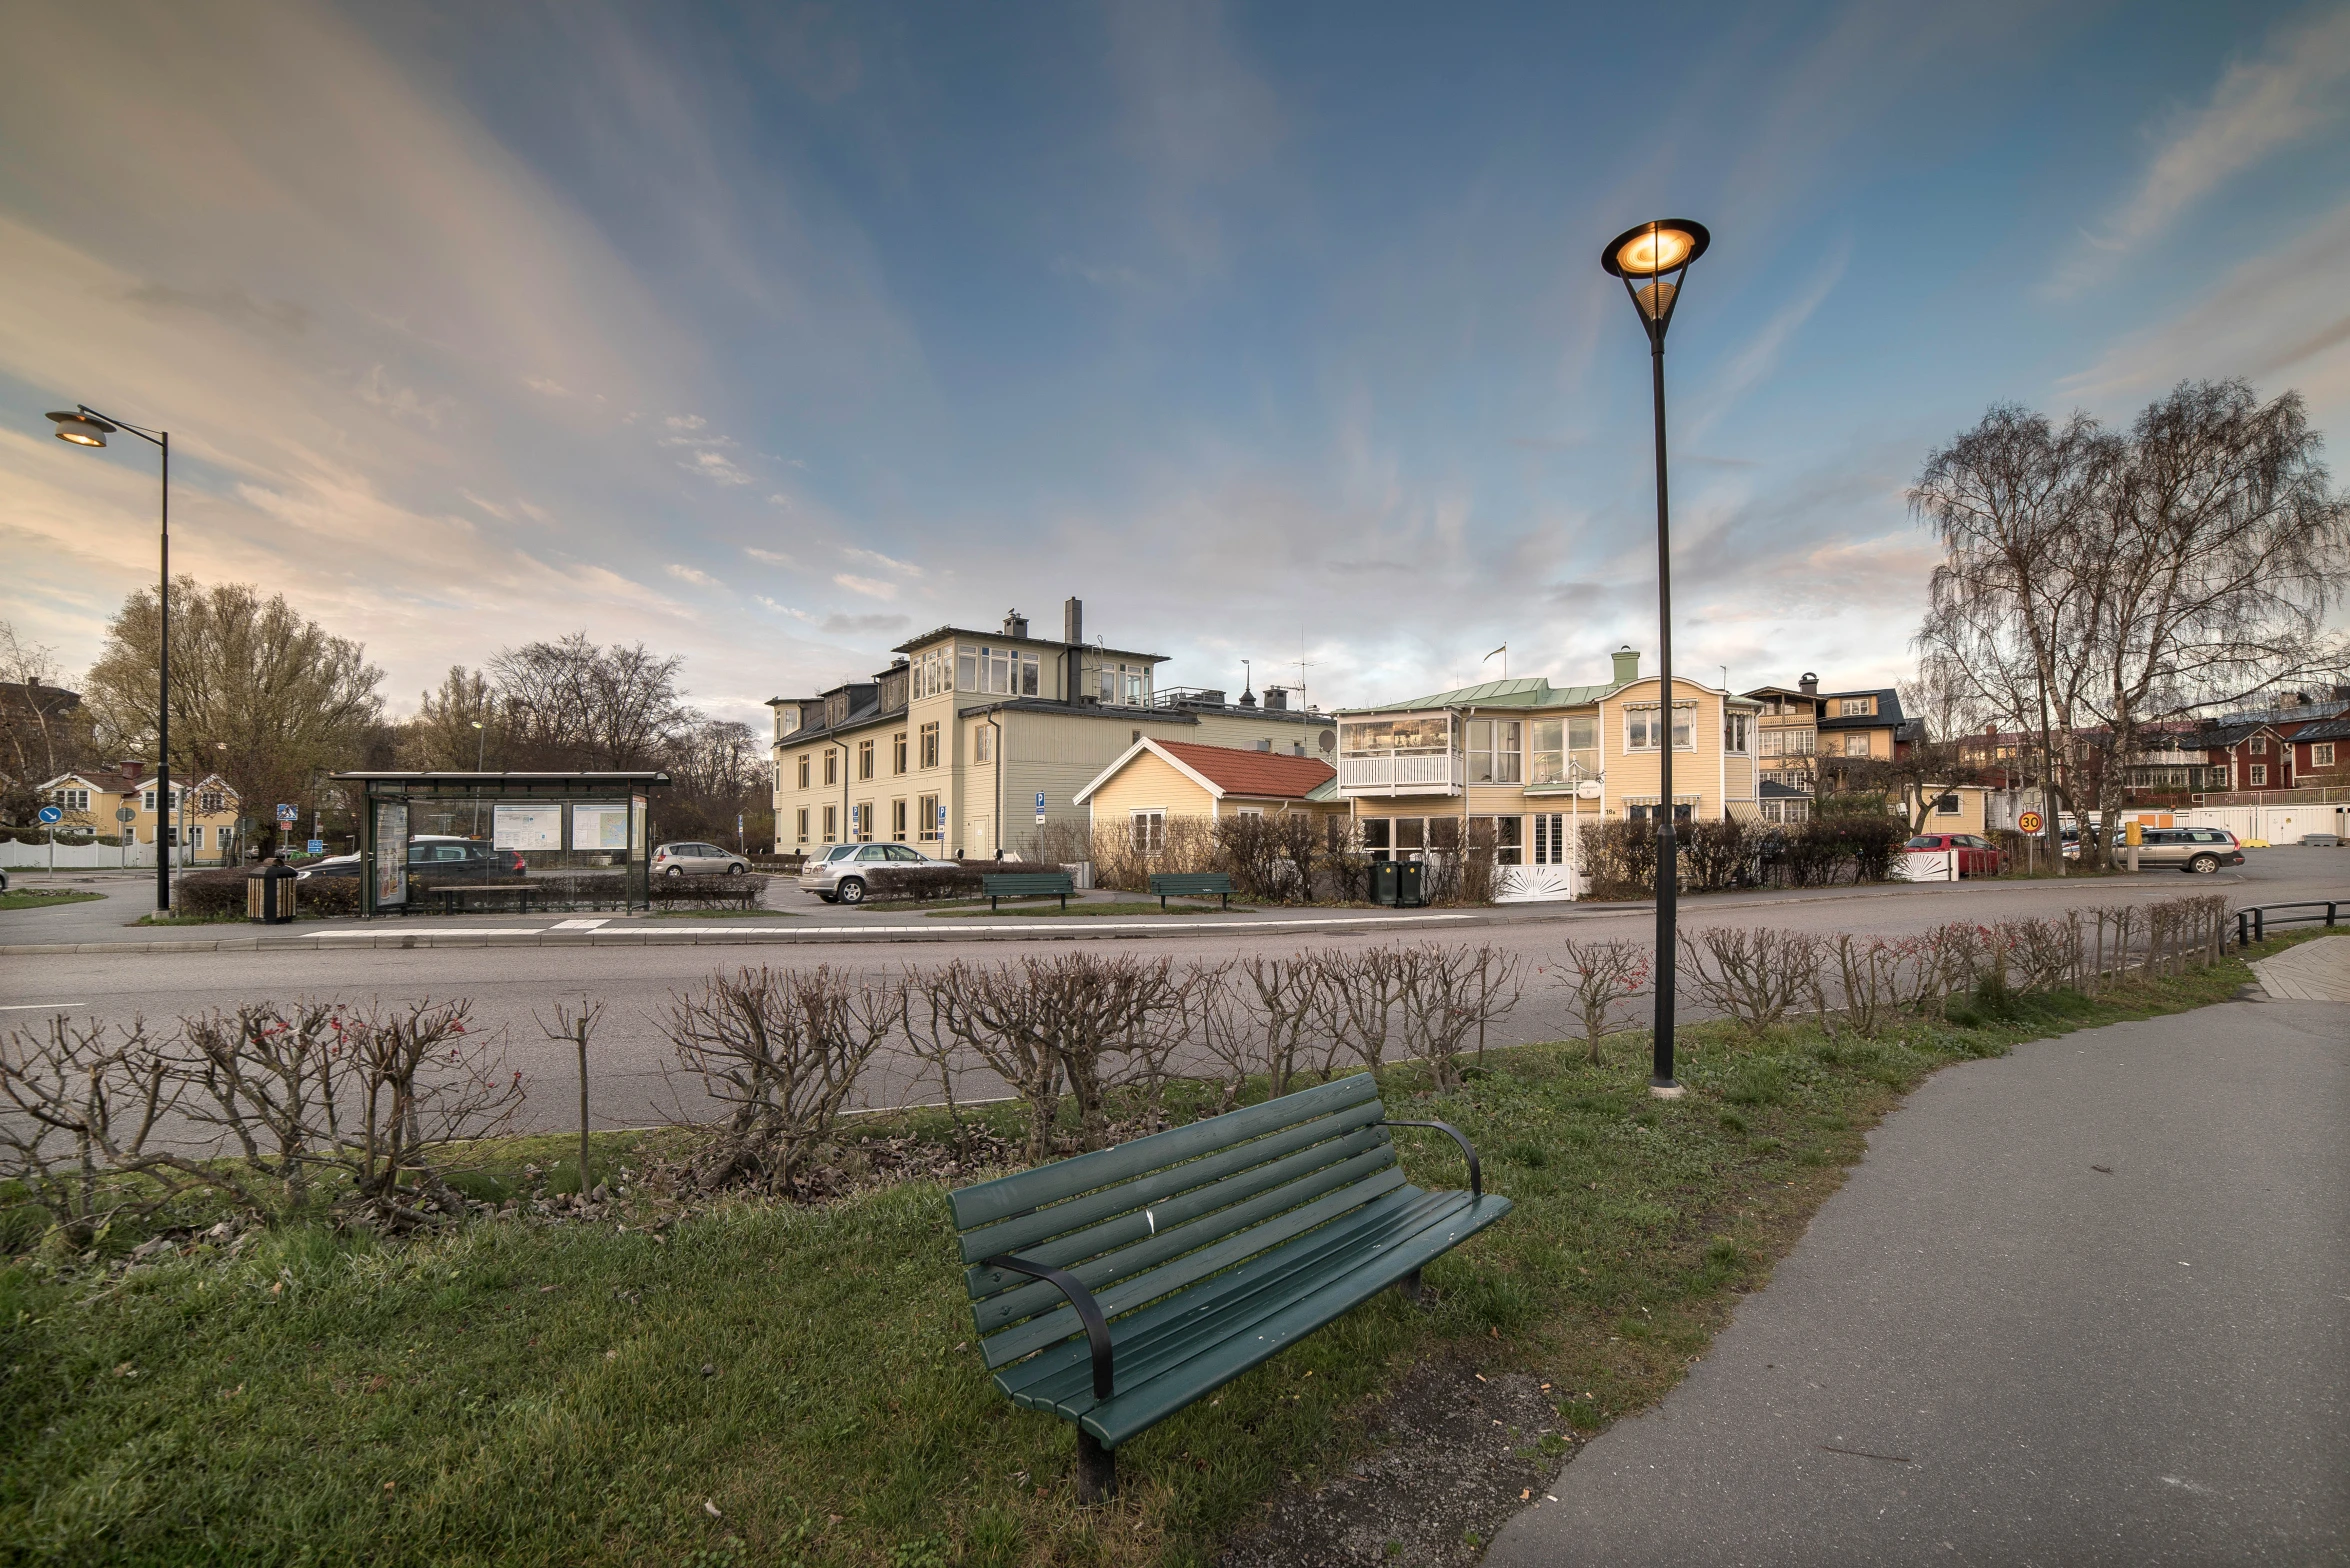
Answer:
[{"left": 353, "top": 777, "right": 657, "bottom": 915}]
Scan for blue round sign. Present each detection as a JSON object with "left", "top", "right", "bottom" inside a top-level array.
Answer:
[{"left": 37, "top": 805, "right": 63, "bottom": 825}]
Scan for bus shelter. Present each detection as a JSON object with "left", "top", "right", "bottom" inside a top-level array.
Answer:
[{"left": 336, "top": 771, "right": 669, "bottom": 916}]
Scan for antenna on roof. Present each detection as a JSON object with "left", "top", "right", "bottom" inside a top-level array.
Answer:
[{"left": 1292, "top": 627, "right": 1317, "bottom": 712}]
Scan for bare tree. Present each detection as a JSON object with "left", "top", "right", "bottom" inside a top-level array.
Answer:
[
  {"left": 1552, "top": 939, "right": 1649, "bottom": 1065},
  {"left": 488, "top": 633, "right": 689, "bottom": 770},
  {"left": 2077, "top": 381, "right": 2347, "bottom": 850},
  {"left": 1913, "top": 408, "right": 2121, "bottom": 870},
  {"left": 0, "top": 1014, "right": 189, "bottom": 1243},
  {"left": 538, "top": 998, "right": 606, "bottom": 1195}
]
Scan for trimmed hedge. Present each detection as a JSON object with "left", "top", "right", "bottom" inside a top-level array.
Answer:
[
  {"left": 169, "top": 868, "right": 363, "bottom": 920},
  {"left": 1579, "top": 813, "right": 1910, "bottom": 900}
]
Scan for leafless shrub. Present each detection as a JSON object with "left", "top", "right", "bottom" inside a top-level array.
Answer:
[
  {"left": 0, "top": 1014, "right": 190, "bottom": 1244},
  {"left": 1680, "top": 926, "right": 1821, "bottom": 1035},
  {"left": 1820, "top": 934, "right": 1913, "bottom": 1039},
  {"left": 912, "top": 953, "right": 1181, "bottom": 1158},
  {"left": 1999, "top": 917, "right": 2078, "bottom": 993},
  {"left": 1319, "top": 946, "right": 1416, "bottom": 1081},
  {"left": 1228, "top": 953, "right": 1334, "bottom": 1099},
  {"left": 1552, "top": 939, "right": 1650, "bottom": 1064},
  {"left": 1402, "top": 944, "right": 1522, "bottom": 1088},
  {"left": 666, "top": 967, "right": 899, "bottom": 1194},
  {"left": 174, "top": 1002, "right": 350, "bottom": 1210},
  {"left": 339, "top": 998, "right": 524, "bottom": 1224}
]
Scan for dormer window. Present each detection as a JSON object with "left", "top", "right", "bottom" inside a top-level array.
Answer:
[{"left": 1838, "top": 696, "right": 1874, "bottom": 717}]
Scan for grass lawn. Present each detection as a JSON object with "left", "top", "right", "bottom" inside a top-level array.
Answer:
[
  {"left": 0, "top": 939, "right": 2302, "bottom": 1566},
  {"left": 0, "top": 889, "right": 106, "bottom": 912},
  {"left": 929, "top": 900, "right": 1247, "bottom": 919}
]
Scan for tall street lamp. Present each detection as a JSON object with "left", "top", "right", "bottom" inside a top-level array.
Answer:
[
  {"left": 471, "top": 720, "right": 487, "bottom": 835},
  {"left": 47, "top": 406, "right": 174, "bottom": 912},
  {"left": 1601, "top": 218, "right": 1710, "bottom": 1100}
]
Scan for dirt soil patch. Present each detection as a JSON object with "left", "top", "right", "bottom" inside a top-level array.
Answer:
[{"left": 1219, "top": 1360, "right": 1574, "bottom": 1567}]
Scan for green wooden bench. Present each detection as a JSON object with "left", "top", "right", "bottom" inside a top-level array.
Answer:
[
  {"left": 1146, "top": 871, "right": 1234, "bottom": 911},
  {"left": 947, "top": 1073, "right": 1510, "bottom": 1501},
  {"left": 979, "top": 870, "right": 1074, "bottom": 911}
]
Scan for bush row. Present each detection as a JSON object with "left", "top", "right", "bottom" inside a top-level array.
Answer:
[{"left": 1577, "top": 813, "right": 1909, "bottom": 899}]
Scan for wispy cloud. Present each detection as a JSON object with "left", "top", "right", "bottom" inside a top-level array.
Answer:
[
  {"left": 841, "top": 545, "right": 920, "bottom": 577},
  {"left": 2058, "top": 7, "right": 2350, "bottom": 292},
  {"left": 745, "top": 546, "right": 796, "bottom": 566},
  {"left": 666, "top": 563, "right": 719, "bottom": 586},
  {"left": 681, "top": 448, "right": 752, "bottom": 485},
  {"left": 833, "top": 573, "right": 897, "bottom": 600},
  {"left": 1691, "top": 240, "right": 1850, "bottom": 437}
]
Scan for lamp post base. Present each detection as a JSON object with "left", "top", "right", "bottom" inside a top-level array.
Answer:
[{"left": 1648, "top": 1079, "right": 1687, "bottom": 1100}]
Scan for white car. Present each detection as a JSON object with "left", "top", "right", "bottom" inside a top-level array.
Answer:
[
  {"left": 797, "top": 843, "right": 953, "bottom": 904},
  {"left": 651, "top": 841, "right": 752, "bottom": 877}
]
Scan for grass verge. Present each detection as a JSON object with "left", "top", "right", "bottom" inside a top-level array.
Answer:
[
  {"left": 0, "top": 938, "right": 2306, "bottom": 1566},
  {"left": 0, "top": 890, "right": 106, "bottom": 911}
]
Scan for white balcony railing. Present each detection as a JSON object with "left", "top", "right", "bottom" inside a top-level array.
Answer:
[{"left": 1337, "top": 752, "right": 1464, "bottom": 795}]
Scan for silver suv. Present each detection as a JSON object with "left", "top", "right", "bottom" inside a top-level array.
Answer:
[
  {"left": 2134, "top": 827, "right": 2243, "bottom": 874},
  {"left": 798, "top": 842, "right": 951, "bottom": 904}
]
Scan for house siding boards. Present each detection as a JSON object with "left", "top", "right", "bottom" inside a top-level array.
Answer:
[
  {"left": 38, "top": 768, "right": 241, "bottom": 862},
  {"left": 1086, "top": 749, "right": 1215, "bottom": 826}
]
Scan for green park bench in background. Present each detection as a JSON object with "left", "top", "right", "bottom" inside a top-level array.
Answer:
[
  {"left": 947, "top": 1073, "right": 1510, "bottom": 1500},
  {"left": 979, "top": 871, "right": 1074, "bottom": 911},
  {"left": 1146, "top": 871, "right": 1235, "bottom": 911}
]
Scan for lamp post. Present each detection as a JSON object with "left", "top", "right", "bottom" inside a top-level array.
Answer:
[
  {"left": 47, "top": 406, "right": 173, "bottom": 912},
  {"left": 1601, "top": 218, "right": 1710, "bottom": 1099},
  {"left": 470, "top": 720, "right": 486, "bottom": 835}
]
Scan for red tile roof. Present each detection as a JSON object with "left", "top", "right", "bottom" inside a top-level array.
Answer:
[{"left": 1155, "top": 739, "right": 1334, "bottom": 800}]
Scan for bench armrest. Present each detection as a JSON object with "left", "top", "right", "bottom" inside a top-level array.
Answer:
[
  {"left": 1381, "top": 1119, "right": 1482, "bottom": 1200},
  {"left": 983, "top": 1252, "right": 1114, "bottom": 1400}
]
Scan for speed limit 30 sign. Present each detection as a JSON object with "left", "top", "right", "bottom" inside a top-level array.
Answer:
[{"left": 2018, "top": 810, "right": 2044, "bottom": 834}]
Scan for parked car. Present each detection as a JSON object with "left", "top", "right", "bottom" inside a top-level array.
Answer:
[
  {"left": 652, "top": 840, "right": 751, "bottom": 877},
  {"left": 2132, "top": 827, "right": 2244, "bottom": 874},
  {"left": 297, "top": 854, "right": 361, "bottom": 881},
  {"left": 797, "top": 842, "right": 953, "bottom": 904},
  {"left": 1904, "top": 832, "right": 2005, "bottom": 877}
]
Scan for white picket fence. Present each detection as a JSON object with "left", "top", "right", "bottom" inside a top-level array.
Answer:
[{"left": 0, "top": 838, "right": 205, "bottom": 870}]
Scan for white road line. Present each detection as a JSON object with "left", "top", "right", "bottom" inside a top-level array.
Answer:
[{"left": 0, "top": 1001, "right": 87, "bottom": 1010}]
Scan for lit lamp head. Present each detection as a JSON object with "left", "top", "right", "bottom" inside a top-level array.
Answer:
[
  {"left": 47, "top": 410, "right": 116, "bottom": 447},
  {"left": 1600, "top": 219, "right": 1710, "bottom": 342}
]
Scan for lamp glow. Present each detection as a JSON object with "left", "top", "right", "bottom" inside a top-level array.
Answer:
[
  {"left": 1614, "top": 226, "right": 1694, "bottom": 274},
  {"left": 47, "top": 411, "right": 115, "bottom": 447}
]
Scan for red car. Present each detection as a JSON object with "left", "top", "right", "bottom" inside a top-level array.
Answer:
[{"left": 1905, "top": 832, "right": 2006, "bottom": 877}]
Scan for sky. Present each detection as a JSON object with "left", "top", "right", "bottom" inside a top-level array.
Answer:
[{"left": 5, "top": 0, "right": 2349, "bottom": 729}]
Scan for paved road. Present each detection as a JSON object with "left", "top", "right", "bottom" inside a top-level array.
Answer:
[
  {"left": 1484, "top": 994, "right": 2350, "bottom": 1568},
  {"left": 4, "top": 854, "right": 2343, "bottom": 1135}
]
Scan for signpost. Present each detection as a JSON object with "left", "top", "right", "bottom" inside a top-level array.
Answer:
[{"left": 1034, "top": 790, "right": 1047, "bottom": 826}]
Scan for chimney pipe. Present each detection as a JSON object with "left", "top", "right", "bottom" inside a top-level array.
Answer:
[
  {"left": 1063, "top": 598, "right": 1083, "bottom": 705},
  {"left": 1799, "top": 672, "right": 1818, "bottom": 696},
  {"left": 1611, "top": 646, "right": 1641, "bottom": 684},
  {"left": 1004, "top": 609, "right": 1028, "bottom": 639}
]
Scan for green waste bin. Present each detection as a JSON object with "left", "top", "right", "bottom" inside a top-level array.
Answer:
[
  {"left": 1393, "top": 860, "right": 1427, "bottom": 908},
  {"left": 1369, "top": 859, "right": 1402, "bottom": 906}
]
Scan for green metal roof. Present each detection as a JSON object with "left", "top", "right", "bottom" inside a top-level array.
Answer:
[{"left": 1348, "top": 677, "right": 1629, "bottom": 713}]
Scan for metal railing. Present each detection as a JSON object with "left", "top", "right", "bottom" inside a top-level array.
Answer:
[{"left": 2233, "top": 900, "right": 2344, "bottom": 947}]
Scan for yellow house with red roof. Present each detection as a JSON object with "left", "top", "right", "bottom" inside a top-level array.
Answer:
[{"left": 1074, "top": 738, "right": 1344, "bottom": 851}]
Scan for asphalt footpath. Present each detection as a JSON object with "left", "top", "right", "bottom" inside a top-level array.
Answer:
[{"left": 1483, "top": 991, "right": 2349, "bottom": 1568}]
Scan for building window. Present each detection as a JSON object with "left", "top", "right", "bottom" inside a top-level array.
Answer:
[
  {"left": 1934, "top": 792, "right": 1961, "bottom": 816},
  {"left": 143, "top": 789, "right": 157, "bottom": 811},
  {"left": 823, "top": 750, "right": 837, "bottom": 786},
  {"left": 892, "top": 732, "right": 908, "bottom": 774},
  {"left": 919, "top": 722, "right": 940, "bottom": 769},
  {"left": 199, "top": 789, "right": 226, "bottom": 813},
  {"left": 959, "top": 644, "right": 1039, "bottom": 697},
  {"left": 914, "top": 646, "right": 950, "bottom": 700},
  {"left": 1475, "top": 815, "right": 1523, "bottom": 865},
  {"left": 1130, "top": 809, "right": 1165, "bottom": 854},
  {"left": 1467, "top": 720, "right": 1522, "bottom": 784},
  {"left": 49, "top": 787, "right": 91, "bottom": 812},
  {"left": 1838, "top": 696, "right": 1873, "bottom": 717},
  {"left": 1624, "top": 703, "right": 1696, "bottom": 752},
  {"left": 1760, "top": 728, "right": 1816, "bottom": 757},
  {"left": 1530, "top": 720, "right": 1563, "bottom": 786},
  {"left": 891, "top": 799, "right": 908, "bottom": 841},
  {"left": 2249, "top": 736, "right": 2268, "bottom": 755},
  {"left": 917, "top": 793, "right": 941, "bottom": 842},
  {"left": 1844, "top": 733, "right": 1872, "bottom": 757},
  {"left": 1759, "top": 797, "right": 1811, "bottom": 825},
  {"left": 2315, "top": 743, "right": 2337, "bottom": 767},
  {"left": 974, "top": 726, "right": 995, "bottom": 764},
  {"left": 1724, "top": 713, "right": 1753, "bottom": 754},
  {"left": 1568, "top": 716, "right": 1599, "bottom": 778},
  {"left": 796, "top": 808, "right": 809, "bottom": 845},
  {"left": 858, "top": 739, "right": 875, "bottom": 780},
  {"left": 853, "top": 804, "right": 874, "bottom": 843},
  {"left": 1531, "top": 812, "right": 1570, "bottom": 865},
  {"left": 1626, "top": 802, "right": 1694, "bottom": 823},
  {"left": 822, "top": 805, "right": 837, "bottom": 841},
  {"left": 797, "top": 754, "right": 810, "bottom": 789},
  {"left": 2249, "top": 764, "right": 2268, "bottom": 786},
  {"left": 1361, "top": 817, "right": 1392, "bottom": 856}
]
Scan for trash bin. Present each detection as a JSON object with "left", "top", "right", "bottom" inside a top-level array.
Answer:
[
  {"left": 1369, "top": 859, "right": 1402, "bottom": 906},
  {"left": 246, "top": 860, "right": 298, "bottom": 924},
  {"left": 1393, "top": 860, "right": 1427, "bottom": 908}
]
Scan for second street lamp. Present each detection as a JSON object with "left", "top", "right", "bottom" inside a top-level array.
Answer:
[
  {"left": 1601, "top": 218, "right": 1710, "bottom": 1099},
  {"left": 47, "top": 405, "right": 174, "bottom": 912}
]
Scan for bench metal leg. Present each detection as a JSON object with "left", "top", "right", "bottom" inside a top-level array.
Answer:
[
  {"left": 1395, "top": 1266, "right": 1424, "bottom": 1304},
  {"left": 1076, "top": 1430, "right": 1117, "bottom": 1503}
]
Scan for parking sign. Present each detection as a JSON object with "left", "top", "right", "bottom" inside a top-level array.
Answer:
[{"left": 1034, "top": 790, "right": 1047, "bottom": 824}]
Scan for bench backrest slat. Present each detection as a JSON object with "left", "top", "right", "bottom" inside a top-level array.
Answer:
[
  {"left": 965, "top": 1122, "right": 1393, "bottom": 1299},
  {"left": 978, "top": 1161, "right": 1409, "bottom": 1369},
  {"left": 980, "top": 873, "right": 1072, "bottom": 892},
  {"left": 957, "top": 1096, "right": 1385, "bottom": 1265},
  {"left": 949, "top": 1073, "right": 1378, "bottom": 1231},
  {"left": 1149, "top": 872, "right": 1232, "bottom": 890}
]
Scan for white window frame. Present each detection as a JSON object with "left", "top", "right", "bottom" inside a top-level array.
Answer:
[
  {"left": 919, "top": 722, "right": 940, "bottom": 769},
  {"left": 1130, "top": 809, "right": 1166, "bottom": 854},
  {"left": 974, "top": 726, "right": 995, "bottom": 764},
  {"left": 796, "top": 808, "right": 810, "bottom": 845},
  {"left": 1838, "top": 696, "right": 1873, "bottom": 717},
  {"left": 1844, "top": 733, "right": 1872, "bottom": 757},
  {"left": 1468, "top": 719, "right": 1523, "bottom": 784},
  {"left": 1531, "top": 811, "right": 1570, "bottom": 865},
  {"left": 917, "top": 793, "right": 942, "bottom": 843},
  {"left": 2314, "top": 742, "right": 2337, "bottom": 767},
  {"left": 1623, "top": 702, "right": 1696, "bottom": 753},
  {"left": 2249, "top": 763, "right": 2268, "bottom": 786},
  {"left": 1724, "top": 712, "right": 1753, "bottom": 754}
]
